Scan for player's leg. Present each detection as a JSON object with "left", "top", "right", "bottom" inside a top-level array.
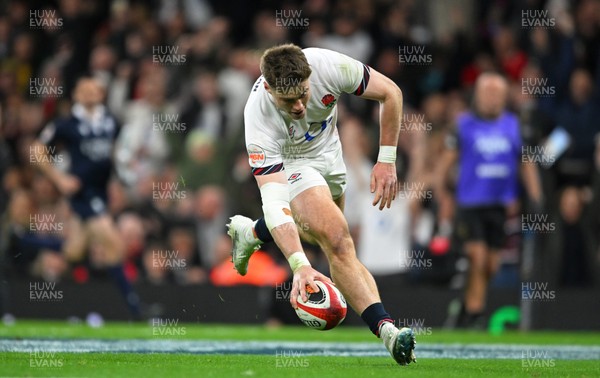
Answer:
[
  {"left": 85, "top": 214, "right": 141, "bottom": 319},
  {"left": 463, "top": 240, "right": 488, "bottom": 315},
  {"left": 290, "top": 185, "right": 377, "bottom": 312},
  {"left": 85, "top": 215, "right": 124, "bottom": 266},
  {"left": 462, "top": 204, "right": 505, "bottom": 327},
  {"left": 486, "top": 249, "right": 501, "bottom": 281},
  {"left": 62, "top": 216, "right": 89, "bottom": 262},
  {"left": 292, "top": 193, "right": 344, "bottom": 245},
  {"left": 484, "top": 206, "right": 505, "bottom": 283},
  {"left": 291, "top": 183, "right": 415, "bottom": 365}
]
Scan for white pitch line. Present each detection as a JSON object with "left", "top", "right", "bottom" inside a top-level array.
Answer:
[{"left": 1, "top": 339, "right": 599, "bottom": 360}]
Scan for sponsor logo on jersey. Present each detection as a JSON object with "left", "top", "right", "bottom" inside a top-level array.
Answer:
[{"left": 247, "top": 144, "right": 266, "bottom": 166}]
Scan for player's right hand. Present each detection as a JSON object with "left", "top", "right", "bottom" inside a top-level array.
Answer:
[
  {"left": 370, "top": 161, "right": 398, "bottom": 210},
  {"left": 290, "top": 265, "right": 333, "bottom": 309},
  {"left": 55, "top": 173, "right": 82, "bottom": 196}
]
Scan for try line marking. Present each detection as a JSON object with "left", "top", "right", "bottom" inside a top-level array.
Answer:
[{"left": 1, "top": 339, "right": 599, "bottom": 360}]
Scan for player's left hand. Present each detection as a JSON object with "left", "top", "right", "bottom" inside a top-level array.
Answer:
[{"left": 370, "top": 162, "right": 398, "bottom": 210}]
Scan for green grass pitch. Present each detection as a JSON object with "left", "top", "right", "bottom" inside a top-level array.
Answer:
[{"left": 1, "top": 321, "right": 599, "bottom": 377}]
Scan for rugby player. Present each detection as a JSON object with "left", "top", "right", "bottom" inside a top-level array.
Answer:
[{"left": 228, "top": 44, "right": 416, "bottom": 365}]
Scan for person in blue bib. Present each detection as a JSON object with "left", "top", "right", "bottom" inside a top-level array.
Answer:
[{"left": 437, "top": 72, "right": 542, "bottom": 328}]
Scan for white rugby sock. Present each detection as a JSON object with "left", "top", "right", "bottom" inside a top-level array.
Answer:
[
  {"left": 247, "top": 221, "right": 261, "bottom": 244},
  {"left": 379, "top": 322, "right": 397, "bottom": 349}
]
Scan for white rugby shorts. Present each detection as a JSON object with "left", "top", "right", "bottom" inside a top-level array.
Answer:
[{"left": 283, "top": 146, "right": 347, "bottom": 201}]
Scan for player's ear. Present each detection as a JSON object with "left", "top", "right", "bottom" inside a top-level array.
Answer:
[{"left": 263, "top": 81, "right": 271, "bottom": 93}]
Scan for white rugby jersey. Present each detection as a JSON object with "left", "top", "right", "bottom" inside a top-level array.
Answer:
[{"left": 244, "top": 48, "right": 370, "bottom": 175}]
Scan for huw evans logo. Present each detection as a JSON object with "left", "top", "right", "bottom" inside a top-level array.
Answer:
[
  {"left": 398, "top": 182, "right": 433, "bottom": 201},
  {"left": 29, "top": 78, "right": 64, "bottom": 97},
  {"left": 400, "top": 113, "right": 432, "bottom": 132},
  {"left": 396, "top": 318, "right": 432, "bottom": 336},
  {"left": 29, "top": 145, "right": 64, "bottom": 165},
  {"left": 521, "top": 146, "right": 556, "bottom": 165},
  {"left": 29, "top": 214, "right": 63, "bottom": 234},
  {"left": 275, "top": 10, "right": 309, "bottom": 29},
  {"left": 29, "top": 351, "right": 63, "bottom": 368},
  {"left": 152, "top": 181, "right": 187, "bottom": 201},
  {"left": 152, "top": 113, "right": 187, "bottom": 133},
  {"left": 521, "top": 349, "right": 556, "bottom": 369},
  {"left": 29, "top": 282, "right": 63, "bottom": 302},
  {"left": 521, "top": 214, "right": 555, "bottom": 233},
  {"left": 151, "top": 318, "right": 187, "bottom": 336},
  {"left": 152, "top": 45, "right": 186, "bottom": 65},
  {"left": 275, "top": 282, "right": 295, "bottom": 302},
  {"left": 29, "top": 9, "right": 63, "bottom": 29},
  {"left": 398, "top": 45, "right": 432, "bottom": 65},
  {"left": 275, "top": 350, "right": 309, "bottom": 368},
  {"left": 521, "top": 77, "right": 555, "bottom": 97},
  {"left": 400, "top": 250, "right": 433, "bottom": 270},
  {"left": 274, "top": 77, "right": 306, "bottom": 96},
  {"left": 521, "top": 10, "right": 556, "bottom": 29},
  {"left": 152, "top": 250, "right": 187, "bottom": 270},
  {"left": 521, "top": 282, "right": 556, "bottom": 302}
]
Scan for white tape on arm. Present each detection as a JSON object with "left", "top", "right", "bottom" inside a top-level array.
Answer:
[
  {"left": 377, "top": 145, "right": 397, "bottom": 163},
  {"left": 260, "top": 182, "right": 294, "bottom": 231},
  {"left": 287, "top": 251, "right": 311, "bottom": 273}
]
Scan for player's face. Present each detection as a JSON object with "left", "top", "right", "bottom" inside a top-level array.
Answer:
[
  {"left": 474, "top": 77, "right": 508, "bottom": 119},
  {"left": 268, "top": 80, "right": 310, "bottom": 120},
  {"left": 74, "top": 78, "right": 105, "bottom": 108}
]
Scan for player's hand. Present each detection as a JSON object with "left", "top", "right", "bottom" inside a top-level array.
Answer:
[
  {"left": 55, "top": 173, "right": 81, "bottom": 196},
  {"left": 370, "top": 162, "right": 398, "bottom": 210},
  {"left": 290, "top": 265, "right": 333, "bottom": 309}
]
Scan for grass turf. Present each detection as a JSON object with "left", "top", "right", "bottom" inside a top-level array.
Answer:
[
  {"left": 2, "top": 320, "right": 600, "bottom": 345},
  {"left": 2, "top": 353, "right": 600, "bottom": 378},
  {"left": 1, "top": 320, "right": 600, "bottom": 377}
]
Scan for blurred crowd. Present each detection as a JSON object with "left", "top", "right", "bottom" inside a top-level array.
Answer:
[{"left": 1, "top": 0, "right": 599, "bottom": 289}]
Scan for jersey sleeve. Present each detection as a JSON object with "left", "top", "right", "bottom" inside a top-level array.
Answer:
[
  {"left": 38, "top": 119, "right": 66, "bottom": 146},
  {"left": 244, "top": 107, "right": 285, "bottom": 176},
  {"left": 313, "top": 49, "right": 371, "bottom": 96}
]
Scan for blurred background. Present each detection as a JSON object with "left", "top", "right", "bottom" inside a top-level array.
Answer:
[{"left": 0, "top": 0, "right": 599, "bottom": 330}]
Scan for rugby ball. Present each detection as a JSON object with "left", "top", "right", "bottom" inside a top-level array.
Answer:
[{"left": 295, "top": 280, "right": 347, "bottom": 330}]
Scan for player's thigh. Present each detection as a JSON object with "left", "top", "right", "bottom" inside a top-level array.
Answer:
[
  {"left": 456, "top": 207, "right": 486, "bottom": 245},
  {"left": 483, "top": 206, "right": 507, "bottom": 250},
  {"left": 322, "top": 148, "right": 347, "bottom": 204},
  {"left": 85, "top": 214, "right": 124, "bottom": 259},
  {"left": 334, "top": 193, "right": 345, "bottom": 212},
  {"left": 62, "top": 215, "right": 88, "bottom": 262},
  {"left": 290, "top": 185, "right": 353, "bottom": 254}
]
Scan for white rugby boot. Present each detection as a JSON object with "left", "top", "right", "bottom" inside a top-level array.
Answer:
[{"left": 226, "top": 215, "right": 262, "bottom": 276}]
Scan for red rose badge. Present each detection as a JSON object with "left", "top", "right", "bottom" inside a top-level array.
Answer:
[{"left": 321, "top": 94, "right": 336, "bottom": 109}]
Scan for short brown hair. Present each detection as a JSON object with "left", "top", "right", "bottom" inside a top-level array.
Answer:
[{"left": 260, "top": 44, "right": 312, "bottom": 90}]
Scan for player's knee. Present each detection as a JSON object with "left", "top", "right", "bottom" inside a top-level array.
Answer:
[
  {"left": 318, "top": 225, "right": 354, "bottom": 260},
  {"left": 486, "top": 255, "right": 500, "bottom": 277},
  {"left": 466, "top": 244, "right": 487, "bottom": 272}
]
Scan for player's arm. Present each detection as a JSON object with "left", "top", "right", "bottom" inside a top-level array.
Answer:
[
  {"left": 520, "top": 152, "right": 543, "bottom": 207},
  {"left": 359, "top": 68, "right": 403, "bottom": 210},
  {"left": 254, "top": 172, "right": 332, "bottom": 309},
  {"left": 32, "top": 124, "right": 80, "bottom": 196},
  {"left": 434, "top": 131, "right": 459, "bottom": 227}
]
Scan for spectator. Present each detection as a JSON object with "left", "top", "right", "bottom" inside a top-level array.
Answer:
[
  {"left": 557, "top": 187, "right": 592, "bottom": 286},
  {"left": 0, "top": 0, "right": 598, "bottom": 299},
  {"left": 553, "top": 68, "right": 600, "bottom": 187},
  {"left": 114, "top": 66, "right": 172, "bottom": 194}
]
